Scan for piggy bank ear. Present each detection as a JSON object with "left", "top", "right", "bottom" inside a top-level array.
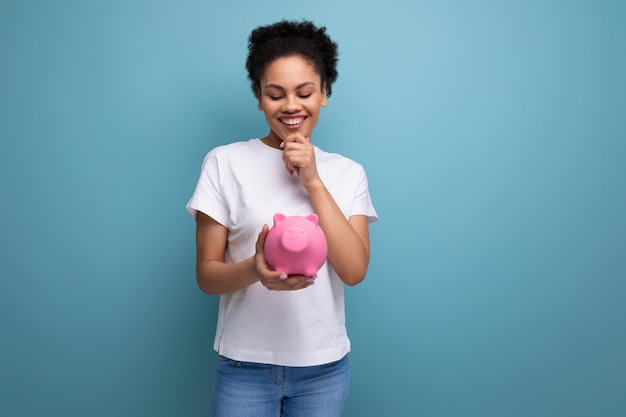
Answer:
[
  {"left": 305, "top": 214, "right": 319, "bottom": 226},
  {"left": 273, "top": 213, "right": 287, "bottom": 225}
]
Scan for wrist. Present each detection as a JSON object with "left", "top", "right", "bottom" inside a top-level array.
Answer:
[
  {"left": 303, "top": 178, "right": 325, "bottom": 194},
  {"left": 247, "top": 256, "right": 260, "bottom": 281}
]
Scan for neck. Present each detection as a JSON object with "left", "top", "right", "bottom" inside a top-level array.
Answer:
[{"left": 261, "top": 132, "right": 283, "bottom": 149}]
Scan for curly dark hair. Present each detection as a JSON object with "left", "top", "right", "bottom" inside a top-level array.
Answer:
[{"left": 245, "top": 20, "right": 339, "bottom": 99}]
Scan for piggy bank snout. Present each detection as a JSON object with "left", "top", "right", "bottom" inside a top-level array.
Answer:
[{"left": 280, "top": 227, "right": 309, "bottom": 252}]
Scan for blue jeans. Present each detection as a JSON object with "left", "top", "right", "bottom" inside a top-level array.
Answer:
[{"left": 211, "top": 354, "right": 350, "bottom": 417}]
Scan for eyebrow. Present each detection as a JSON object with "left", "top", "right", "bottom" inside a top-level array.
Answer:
[{"left": 263, "top": 81, "right": 316, "bottom": 91}]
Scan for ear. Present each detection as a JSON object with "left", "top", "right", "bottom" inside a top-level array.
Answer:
[
  {"left": 305, "top": 213, "right": 319, "bottom": 226},
  {"left": 273, "top": 213, "right": 287, "bottom": 225},
  {"left": 258, "top": 94, "right": 264, "bottom": 111},
  {"left": 321, "top": 84, "right": 328, "bottom": 107},
  {"left": 256, "top": 86, "right": 263, "bottom": 110}
]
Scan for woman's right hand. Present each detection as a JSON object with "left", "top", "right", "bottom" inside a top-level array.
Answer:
[{"left": 254, "top": 224, "right": 316, "bottom": 291}]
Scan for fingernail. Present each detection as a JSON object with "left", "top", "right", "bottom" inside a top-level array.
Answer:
[
  {"left": 306, "top": 278, "right": 316, "bottom": 283},
  {"left": 279, "top": 274, "right": 288, "bottom": 280},
  {"left": 279, "top": 141, "right": 285, "bottom": 148}
]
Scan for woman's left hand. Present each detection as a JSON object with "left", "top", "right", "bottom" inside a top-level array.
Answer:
[{"left": 281, "top": 133, "right": 321, "bottom": 189}]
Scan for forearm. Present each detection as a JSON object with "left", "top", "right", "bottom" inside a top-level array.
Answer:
[
  {"left": 306, "top": 181, "right": 370, "bottom": 285},
  {"left": 196, "top": 256, "right": 258, "bottom": 295}
]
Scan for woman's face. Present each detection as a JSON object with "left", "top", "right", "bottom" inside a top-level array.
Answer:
[{"left": 258, "top": 55, "right": 327, "bottom": 145}]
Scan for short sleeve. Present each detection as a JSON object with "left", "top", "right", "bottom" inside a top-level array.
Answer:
[
  {"left": 351, "top": 166, "right": 378, "bottom": 224},
  {"left": 186, "top": 150, "right": 230, "bottom": 226}
]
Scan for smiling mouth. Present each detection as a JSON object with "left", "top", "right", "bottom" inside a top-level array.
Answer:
[{"left": 280, "top": 117, "right": 306, "bottom": 127}]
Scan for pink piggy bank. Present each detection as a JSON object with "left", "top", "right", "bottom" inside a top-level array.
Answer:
[{"left": 264, "top": 213, "right": 328, "bottom": 277}]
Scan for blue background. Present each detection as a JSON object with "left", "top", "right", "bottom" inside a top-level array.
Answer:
[{"left": 1, "top": 1, "right": 624, "bottom": 416}]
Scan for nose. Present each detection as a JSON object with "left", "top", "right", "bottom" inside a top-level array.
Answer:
[
  {"left": 282, "top": 95, "right": 302, "bottom": 113},
  {"left": 281, "top": 227, "right": 308, "bottom": 252}
]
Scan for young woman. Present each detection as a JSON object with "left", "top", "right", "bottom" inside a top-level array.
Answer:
[{"left": 187, "top": 19, "right": 377, "bottom": 417}]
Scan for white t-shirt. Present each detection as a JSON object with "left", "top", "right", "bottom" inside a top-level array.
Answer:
[{"left": 186, "top": 138, "right": 377, "bottom": 367}]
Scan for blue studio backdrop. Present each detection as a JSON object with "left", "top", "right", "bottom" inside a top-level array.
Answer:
[{"left": 1, "top": 1, "right": 624, "bottom": 416}]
